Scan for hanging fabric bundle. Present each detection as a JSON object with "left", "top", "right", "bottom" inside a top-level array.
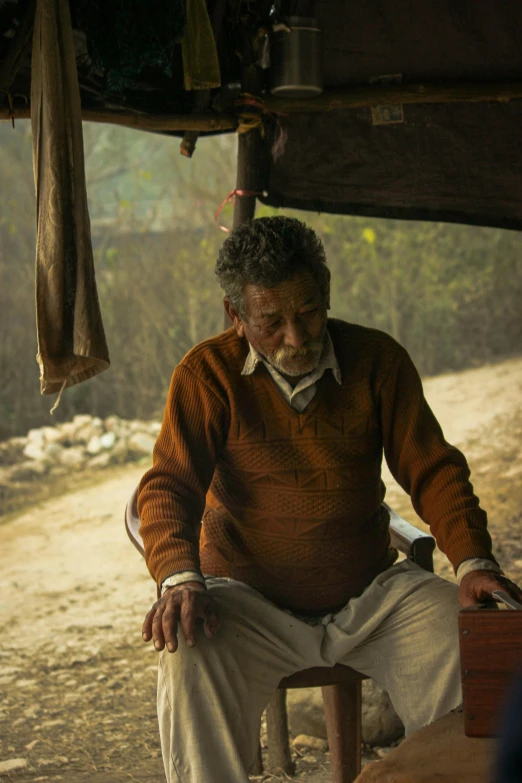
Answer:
[
  {"left": 31, "top": 0, "right": 109, "bottom": 409},
  {"left": 181, "top": 0, "right": 221, "bottom": 91}
]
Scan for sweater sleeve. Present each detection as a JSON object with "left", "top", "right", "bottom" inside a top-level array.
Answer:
[
  {"left": 379, "top": 343, "right": 498, "bottom": 573},
  {"left": 137, "top": 364, "right": 229, "bottom": 588}
]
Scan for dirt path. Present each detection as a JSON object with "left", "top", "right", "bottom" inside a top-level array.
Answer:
[{"left": 1, "top": 356, "right": 522, "bottom": 782}]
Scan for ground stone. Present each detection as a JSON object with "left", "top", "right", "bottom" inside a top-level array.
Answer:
[
  {"left": 375, "top": 747, "right": 394, "bottom": 758},
  {"left": 89, "top": 452, "right": 112, "bottom": 469},
  {"left": 286, "top": 682, "right": 403, "bottom": 746},
  {"left": 8, "top": 461, "right": 48, "bottom": 481},
  {"left": 292, "top": 734, "right": 328, "bottom": 753},
  {"left": 104, "top": 415, "right": 122, "bottom": 430},
  {"left": 40, "top": 426, "right": 64, "bottom": 444},
  {"left": 361, "top": 680, "right": 404, "bottom": 746},
  {"left": 75, "top": 420, "right": 104, "bottom": 444},
  {"left": 86, "top": 436, "right": 103, "bottom": 455},
  {"left": 23, "top": 442, "right": 48, "bottom": 462},
  {"left": 73, "top": 414, "right": 93, "bottom": 428},
  {"left": 58, "top": 447, "right": 86, "bottom": 470},
  {"left": 0, "top": 758, "right": 29, "bottom": 773},
  {"left": 45, "top": 443, "right": 64, "bottom": 462},
  {"left": 287, "top": 689, "right": 327, "bottom": 739},
  {"left": 127, "top": 432, "right": 155, "bottom": 458},
  {"left": 58, "top": 421, "right": 76, "bottom": 440},
  {"left": 100, "top": 431, "right": 116, "bottom": 450},
  {"left": 0, "top": 437, "right": 26, "bottom": 466},
  {"left": 27, "top": 428, "right": 46, "bottom": 446}
]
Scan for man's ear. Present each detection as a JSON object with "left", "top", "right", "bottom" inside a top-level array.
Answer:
[{"left": 223, "top": 297, "right": 245, "bottom": 336}]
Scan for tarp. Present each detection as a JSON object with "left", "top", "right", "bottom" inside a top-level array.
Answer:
[
  {"left": 261, "top": 0, "right": 522, "bottom": 229},
  {"left": 262, "top": 101, "right": 522, "bottom": 230}
]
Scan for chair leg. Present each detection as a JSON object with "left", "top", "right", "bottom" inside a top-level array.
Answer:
[
  {"left": 266, "top": 689, "right": 295, "bottom": 776},
  {"left": 322, "top": 681, "right": 362, "bottom": 783}
]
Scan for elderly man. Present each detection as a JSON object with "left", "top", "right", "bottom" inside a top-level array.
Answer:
[{"left": 138, "top": 216, "right": 521, "bottom": 783}]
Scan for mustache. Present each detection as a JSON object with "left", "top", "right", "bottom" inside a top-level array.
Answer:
[{"left": 273, "top": 340, "right": 323, "bottom": 362}]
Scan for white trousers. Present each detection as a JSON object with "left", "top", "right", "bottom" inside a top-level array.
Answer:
[{"left": 157, "top": 560, "right": 462, "bottom": 783}]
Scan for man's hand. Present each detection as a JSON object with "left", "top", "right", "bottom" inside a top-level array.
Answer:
[
  {"left": 458, "top": 570, "right": 522, "bottom": 608},
  {"left": 142, "top": 581, "right": 220, "bottom": 653}
]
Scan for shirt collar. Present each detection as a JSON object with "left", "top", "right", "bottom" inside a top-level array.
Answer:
[{"left": 241, "top": 329, "right": 342, "bottom": 386}]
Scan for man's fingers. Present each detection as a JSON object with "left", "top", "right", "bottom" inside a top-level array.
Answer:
[
  {"left": 142, "top": 590, "right": 220, "bottom": 650},
  {"left": 459, "top": 590, "right": 482, "bottom": 608},
  {"left": 162, "top": 602, "right": 181, "bottom": 653},
  {"left": 193, "top": 595, "right": 220, "bottom": 638},
  {"left": 152, "top": 604, "right": 167, "bottom": 651},
  {"left": 142, "top": 604, "right": 158, "bottom": 642},
  {"left": 180, "top": 589, "right": 198, "bottom": 647},
  {"left": 203, "top": 608, "right": 220, "bottom": 639},
  {"left": 494, "top": 578, "right": 522, "bottom": 604}
]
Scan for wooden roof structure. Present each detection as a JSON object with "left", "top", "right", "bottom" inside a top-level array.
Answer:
[{"left": 2, "top": 0, "right": 522, "bottom": 230}]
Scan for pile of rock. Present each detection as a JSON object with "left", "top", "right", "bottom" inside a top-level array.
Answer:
[{"left": 0, "top": 414, "right": 161, "bottom": 484}]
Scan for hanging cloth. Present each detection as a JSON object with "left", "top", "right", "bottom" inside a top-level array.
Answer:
[
  {"left": 31, "top": 0, "right": 109, "bottom": 405},
  {"left": 181, "top": 0, "right": 221, "bottom": 91}
]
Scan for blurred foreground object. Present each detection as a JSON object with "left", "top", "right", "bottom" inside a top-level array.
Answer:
[
  {"left": 355, "top": 709, "right": 495, "bottom": 783},
  {"left": 495, "top": 667, "right": 522, "bottom": 783}
]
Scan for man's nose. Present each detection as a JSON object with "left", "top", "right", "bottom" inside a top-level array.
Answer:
[{"left": 283, "top": 320, "right": 307, "bottom": 349}]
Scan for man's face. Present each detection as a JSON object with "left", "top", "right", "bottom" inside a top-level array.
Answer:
[{"left": 228, "top": 270, "right": 328, "bottom": 378}]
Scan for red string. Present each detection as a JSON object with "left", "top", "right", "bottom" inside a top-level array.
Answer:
[
  {"left": 236, "top": 95, "right": 266, "bottom": 111},
  {"left": 236, "top": 93, "right": 289, "bottom": 117},
  {"left": 214, "top": 189, "right": 267, "bottom": 233}
]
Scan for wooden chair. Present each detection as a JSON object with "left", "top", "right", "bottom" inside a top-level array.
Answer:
[{"left": 125, "top": 487, "right": 435, "bottom": 782}]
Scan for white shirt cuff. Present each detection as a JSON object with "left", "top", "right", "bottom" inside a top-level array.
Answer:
[
  {"left": 161, "top": 571, "right": 205, "bottom": 595},
  {"left": 456, "top": 558, "right": 502, "bottom": 584}
]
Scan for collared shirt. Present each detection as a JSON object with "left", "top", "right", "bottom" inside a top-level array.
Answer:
[
  {"left": 160, "top": 332, "right": 500, "bottom": 593},
  {"left": 241, "top": 329, "right": 342, "bottom": 412}
]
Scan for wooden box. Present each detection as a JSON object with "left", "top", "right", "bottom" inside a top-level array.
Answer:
[{"left": 459, "top": 607, "right": 522, "bottom": 737}]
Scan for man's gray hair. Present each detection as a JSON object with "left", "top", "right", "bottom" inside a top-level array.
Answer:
[{"left": 214, "top": 216, "right": 331, "bottom": 317}]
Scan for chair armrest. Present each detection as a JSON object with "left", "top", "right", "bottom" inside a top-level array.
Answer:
[
  {"left": 125, "top": 486, "right": 145, "bottom": 557},
  {"left": 384, "top": 503, "right": 435, "bottom": 573}
]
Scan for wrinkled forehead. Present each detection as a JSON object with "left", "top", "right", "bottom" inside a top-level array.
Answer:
[{"left": 243, "top": 271, "right": 322, "bottom": 320}]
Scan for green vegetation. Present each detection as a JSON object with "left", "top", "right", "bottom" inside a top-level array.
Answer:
[{"left": 0, "top": 121, "right": 521, "bottom": 439}]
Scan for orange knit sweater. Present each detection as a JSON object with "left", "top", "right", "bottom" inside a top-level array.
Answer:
[{"left": 137, "top": 319, "right": 495, "bottom": 614}]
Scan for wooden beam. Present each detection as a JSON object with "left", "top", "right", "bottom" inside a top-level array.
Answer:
[
  {"left": 265, "top": 81, "right": 522, "bottom": 113},
  {"left": 4, "top": 79, "right": 522, "bottom": 130},
  {"left": 0, "top": 106, "right": 237, "bottom": 132}
]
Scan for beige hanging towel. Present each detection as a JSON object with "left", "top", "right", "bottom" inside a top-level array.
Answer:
[{"left": 31, "top": 0, "right": 109, "bottom": 404}]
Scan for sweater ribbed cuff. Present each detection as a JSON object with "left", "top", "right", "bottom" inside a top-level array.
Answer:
[
  {"left": 161, "top": 571, "right": 205, "bottom": 595},
  {"left": 156, "top": 558, "right": 202, "bottom": 589},
  {"left": 455, "top": 558, "right": 503, "bottom": 584}
]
